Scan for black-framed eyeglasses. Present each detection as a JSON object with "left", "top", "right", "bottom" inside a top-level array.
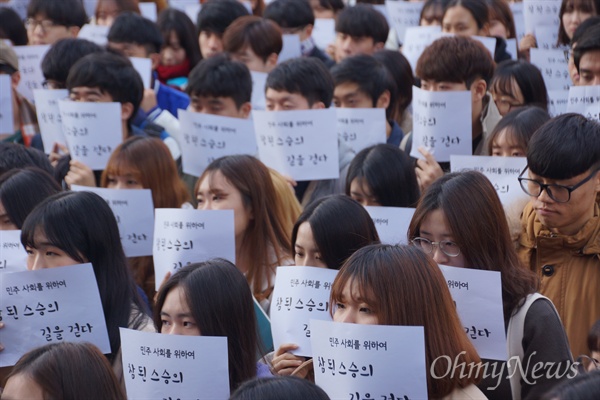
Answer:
[
  {"left": 411, "top": 237, "right": 461, "bottom": 257},
  {"left": 24, "top": 18, "right": 58, "bottom": 33},
  {"left": 518, "top": 166, "right": 600, "bottom": 203}
]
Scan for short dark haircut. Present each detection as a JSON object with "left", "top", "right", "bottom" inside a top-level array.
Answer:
[
  {"left": 335, "top": 4, "right": 389, "bottom": 44},
  {"left": 527, "top": 113, "right": 600, "bottom": 180},
  {"left": 196, "top": 0, "right": 250, "bottom": 35},
  {"left": 157, "top": 8, "right": 202, "bottom": 68},
  {"left": 443, "top": 0, "right": 489, "bottom": 30},
  {"left": 107, "top": 12, "right": 163, "bottom": 54},
  {"left": 574, "top": 23, "right": 600, "bottom": 72},
  {"left": 486, "top": 106, "right": 551, "bottom": 155},
  {"left": 66, "top": 52, "right": 144, "bottom": 127},
  {"left": 541, "top": 369, "right": 600, "bottom": 400},
  {"left": 572, "top": 16, "right": 600, "bottom": 45},
  {"left": 266, "top": 57, "right": 334, "bottom": 107},
  {"left": 231, "top": 377, "right": 331, "bottom": 400},
  {"left": 0, "top": 7, "right": 28, "bottom": 46},
  {"left": 416, "top": 36, "right": 495, "bottom": 87},
  {"left": 186, "top": 53, "right": 252, "bottom": 107},
  {"left": 41, "top": 38, "right": 104, "bottom": 85},
  {"left": 223, "top": 16, "right": 283, "bottom": 60},
  {"left": 317, "top": 0, "right": 345, "bottom": 13},
  {"left": 0, "top": 143, "right": 54, "bottom": 176},
  {"left": 346, "top": 144, "right": 420, "bottom": 207},
  {"left": 373, "top": 50, "right": 414, "bottom": 118},
  {"left": 491, "top": 59, "right": 548, "bottom": 112},
  {"left": 0, "top": 167, "right": 62, "bottom": 229},
  {"left": 291, "top": 195, "right": 380, "bottom": 270},
  {"left": 263, "top": 0, "right": 315, "bottom": 29},
  {"left": 332, "top": 54, "right": 397, "bottom": 119},
  {"left": 26, "top": 0, "right": 88, "bottom": 28}
]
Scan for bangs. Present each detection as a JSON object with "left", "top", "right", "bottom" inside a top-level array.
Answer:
[
  {"left": 330, "top": 266, "right": 378, "bottom": 314},
  {"left": 491, "top": 75, "right": 517, "bottom": 99},
  {"left": 104, "top": 152, "right": 143, "bottom": 182}
]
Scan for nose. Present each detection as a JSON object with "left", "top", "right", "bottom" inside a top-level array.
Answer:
[
  {"left": 29, "top": 254, "right": 45, "bottom": 271},
  {"left": 114, "top": 181, "right": 125, "bottom": 190},
  {"left": 208, "top": 35, "right": 221, "bottom": 51},
  {"left": 338, "top": 309, "right": 355, "bottom": 323},
  {"left": 536, "top": 186, "right": 555, "bottom": 203},
  {"left": 198, "top": 200, "right": 212, "bottom": 210},
  {"left": 432, "top": 246, "right": 448, "bottom": 265}
]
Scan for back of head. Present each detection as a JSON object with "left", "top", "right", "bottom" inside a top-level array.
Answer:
[
  {"left": 528, "top": 113, "right": 600, "bottom": 180},
  {"left": 107, "top": 12, "right": 163, "bottom": 54},
  {"left": 331, "top": 244, "right": 481, "bottom": 398},
  {"left": 574, "top": 23, "right": 600, "bottom": 71},
  {"left": 266, "top": 57, "right": 334, "bottom": 107},
  {"left": 331, "top": 54, "right": 397, "bottom": 119},
  {"left": 197, "top": 0, "right": 250, "bottom": 34},
  {"left": 487, "top": 106, "right": 551, "bottom": 155},
  {"left": 491, "top": 59, "right": 548, "bottom": 111},
  {"left": 230, "top": 376, "right": 331, "bottom": 400},
  {"left": 416, "top": 36, "right": 495, "bottom": 87},
  {"left": 335, "top": 4, "right": 389, "bottom": 44},
  {"left": 41, "top": 38, "right": 104, "bottom": 84},
  {"left": 0, "top": 143, "right": 53, "bottom": 176},
  {"left": 346, "top": 144, "right": 420, "bottom": 207},
  {"left": 157, "top": 8, "right": 202, "bottom": 68},
  {"left": 540, "top": 368, "right": 600, "bottom": 400},
  {"left": 0, "top": 7, "right": 28, "bottom": 46},
  {"left": 7, "top": 342, "right": 125, "bottom": 400},
  {"left": 263, "top": 0, "right": 315, "bottom": 29},
  {"left": 0, "top": 167, "right": 61, "bottom": 229},
  {"left": 291, "top": 195, "right": 380, "bottom": 269},
  {"left": 154, "top": 259, "right": 258, "bottom": 391},
  {"left": 373, "top": 50, "right": 414, "bottom": 116},
  {"left": 101, "top": 136, "right": 190, "bottom": 208},
  {"left": 66, "top": 52, "right": 144, "bottom": 124},
  {"left": 27, "top": 0, "right": 88, "bottom": 28},
  {"left": 223, "top": 16, "right": 283, "bottom": 60},
  {"left": 186, "top": 53, "right": 252, "bottom": 106}
]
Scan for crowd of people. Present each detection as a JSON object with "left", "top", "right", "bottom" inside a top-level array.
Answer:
[{"left": 0, "top": 0, "right": 600, "bottom": 399}]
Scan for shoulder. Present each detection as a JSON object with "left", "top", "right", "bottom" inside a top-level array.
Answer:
[{"left": 157, "top": 82, "right": 190, "bottom": 107}]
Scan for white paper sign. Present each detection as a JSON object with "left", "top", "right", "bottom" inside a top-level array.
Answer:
[
  {"left": 401, "top": 25, "right": 441, "bottom": 73},
  {"left": 278, "top": 34, "right": 302, "bottom": 64},
  {"left": 566, "top": 85, "right": 600, "bottom": 121},
  {"left": 364, "top": 206, "right": 415, "bottom": 245},
  {"left": 0, "top": 230, "right": 27, "bottom": 273},
  {"left": 385, "top": 0, "right": 424, "bottom": 44},
  {"left": 250, "top": 71, "right": 268, "bottom": 111},
  {"left": 535, "top": 25, "right": 559, "bottom": 50},
  {"left": 153, "top": 209, "right": 236, "bottom": 290},
  {"left": 523, "top": 0, "right": 561, "bottom": 34},
  {"left": 313, "top": 18, "right": 336, "bottom": 50},
  {"left": 530, "top": 48, "right": 571, "bottom": 91},
  {"left": 438, "top": 265, "right": 507, "bottom": 360},
  {"left": 13, "top": 45, "right": 50, "bottom": 103},
  {"left": 169, "top": 0, "right": 199, "bottom": 10},
  {"left": 120, "top": 328, "right": 230, "bottom": 400},
  {"left": 0, "top": 75, "right": 14, "bottom": 135},
  {"left": 410, "top": 86, "right": 472, "bottom": 162},
  {"left": 510, "top": 2, "right": 526, "bottom": 41},
  {"left": 0, "top": 264, "right": 111, "bottom": 367},
  {"left": 472, "top": 35, "right": 497, "bottom": 59},
  {"left": 178, "top": 110, "right": 258, "bottom": 177},
  {"left": 130, "top": 57, "right": 152, "bottom": 89},
  {"left": 34, "top": 89, "right": 68, "bottom": 152},
  {"left": 372, "top": 4, "right": 393, "bottom": 27},
  {"left": 506, "top": 38, "right": 518, "bottom": 60},
  {"left": 336, "top": 108, "right": 386, "bottom": 154},
  {"left": 548, "top": 89, "right": 569, "bottom": 117},
  {"left": 311, "top": 320, "right": 428, "bottom": 400},
  {"left": 70, "top": 186, "right": 155, "bottom": 257},
  {"left": 82, "top": 0, "right": 99, "bottom": 19},
  {"left": 450, "top": 155, "right": 528, "bottom": 207},
  {"left": 139, "top": 2, "right": 158, "bottom": 21},
  {"left": 270, "top": 266, "right": 337, "bottom": 357},
  {"left": 253, "top": 109, "right": 340, "bottom": 181},
  {"left": 0, "top": 0, "right": 29, "bottom": 19},
  {"left": 59, "top": 100, "right": 123, "bottom": 170},
  {"left": 77, "top": 24, "right": 109, "bottom": 46}
]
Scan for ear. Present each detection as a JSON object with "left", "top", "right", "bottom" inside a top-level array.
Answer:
[
  {"left": 311, "top": 101, "right": 326, "bottom": 109},
  {"left": 594, "top": 170, "right": 600, "bottom": 193},
  {"left": 303, "top": 24, "right": 314, "bottom": 39},
  {"left": 470, "top": 78, "right": 487, "bottom": 103},
  {"left": 68, "top": 26, "right": 81, "bottom": 38},
  {"left": 120, "top": 102, "right": 134, "bottom": 121},
  {"left": 239, "top": 102, "right": 252, "bottom": 118},
  {"left": 376, "top": 89, "right": 391, "bottom": 110},
  {"left": 10, "top": 71, "right": 20, "bottom": 87},
  {"left": 266, "top": 52, "right": 278, "bottom": 70},
  {"left": 149, "top": 52, "right": 161, "bottom": 70}
]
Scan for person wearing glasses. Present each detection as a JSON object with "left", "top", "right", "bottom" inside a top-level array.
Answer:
[
  {"left": 517, "top": 113, "right": 600, "bottom": 362},
  {"left": 25, "top": 0, "right": 87, "bottom": 46},
  {"left": 408, "top": 170, "right": 574, "bottom": 400}
]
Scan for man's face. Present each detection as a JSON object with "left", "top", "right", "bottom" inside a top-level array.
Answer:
[
  {"left": 265, "top": 88, "right": 316, "bottom": 111},
  {"left": 189, "top": 94, "right": 250, "bottom": 118},
  {"left": 333, "top": 82, "right": 374, "bottom": 109},
  {"left": 198, "top": 31, "right": 223, "bottom": 58},
  {"left": 108, "top": 42, "right": 150, "bottom": 59},
  {"left": 578, "top": 49, "right": 600, "bottom": 86},
  {"left": 69, "top": 86, "right": 114, "bottom": 103},
  {"left": 334, "top": 33, "right": 378, "bottom": 62},
  {"left": 26, "top": 13, "right": 78, "bottom": 45}
]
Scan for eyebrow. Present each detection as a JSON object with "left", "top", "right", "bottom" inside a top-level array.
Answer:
[
  {"left": 160, "top": 311, "right": 193, "bottom": 318},
  {"left": 419, "top": 229, "right": 453, "bottom": 238}
]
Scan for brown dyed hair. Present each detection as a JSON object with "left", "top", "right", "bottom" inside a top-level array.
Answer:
[
  {"left": 408, "top": 171, "right": 539, "bottom": 321},
  {"left": 416, "top": 36, "right": 495, "bottom": 87},
  {"left": 558, "top": 0, "right": 600, "bottom": 46},
  {"left": 101, "top": 136, "right": 190, "bottom": 208},
  {"left": 488, "top": 0, "right": 516, "bottom": 38},
  {"left": 195, "top": 155, "right": 292, "bottom": 299},
  {"left": 223, "top": 16, "right": 283, "bottom": 61},
  {"left": 6, "top": 342, "right": 125, "bottom": 399},
  {"left": 330, "top": 244, "right": 482, "bottom": 398},
  {"left": 95, "top": 0, "right": 140, "bottom": 19}
]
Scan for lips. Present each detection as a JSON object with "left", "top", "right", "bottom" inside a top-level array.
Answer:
[{"left": 536, "top": 208, "right": 557, "bottom": 216}]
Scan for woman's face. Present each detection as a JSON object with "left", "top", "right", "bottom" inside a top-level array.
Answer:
[
  {"left": 1, "top": 373, "right": 45, "bottom": 400},
  {"left": 491, "top": 78, "right": 525, "bottom": 116},
  {"left": 442, "top": 5, "right": 487, "bottom": 36},
  {"left": 333, "top": 279, "right": 379, "bottom": 325},
  {"left": 349, "top": 178, "right": 381, "bottom": 207},
  {"left": 96, "top": 0, "right": 119, "bottom": 27},
  {"left": 418, "top": 209, "right": 467, "bottom": 268},
  {"left": 26, "top": 230, "right": 84, "bottom": 271},
  {"left": 491, "top": 128, "right": 526, "bottom": 157},
  {"left": 161, "top": 31, "right": 187, "bottom": 67},
  {"left": 104, "top": 170, "right": 144, "bottom": 190},
  {"left": 294, "top": 222, "right": 327, "bottom": 269},
  {"left": 196, "top": 170, "right": 252, "bottom": 242},
  {"left": 160, "top": 286, "right": 201, "bottom": 336},
  {"left": 420, "top": 5, "right": 444, "bottom": 26},
  {"left": 489, "top": 18, "right": 509, "bottom": 39},
  {"left": 0, "top": 201, "right": 17, "bottom": 230},
  {"left": 562, "top": 0, "right": 596, "bottom": 40}
]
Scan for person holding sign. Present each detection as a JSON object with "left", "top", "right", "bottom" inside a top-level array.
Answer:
[
  {"left": 487, "top": 107, "right": 550, "bottom": 158},
  {"left": 25, "top": 0, "right": 87, "bottom": 45},
  {"left": 409, "top": 171, "right": 574, "bottom": 399},
  {"left": 2, "top": 342, "right": 126, "bottom": 400},
  {"left": 195, "top": 155, "right": 293, "bottom": 312},
  {"left": 574, "top": 23, "right": 600, "bottom": 85},
  {"left": 196, "top": 0, "right": 250, "bottom": 59},
  {"left": 19, "top": 191, "right": 155, "bottom": 384},
  {"left": 329, "top": 244, "right": 485, "bottom": 399},
  {"left": 346, "top": 144, "right": 419, "bottom": 207},
  {"left": 154, "top": 260, "right": 271, "bottom": 392}
]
